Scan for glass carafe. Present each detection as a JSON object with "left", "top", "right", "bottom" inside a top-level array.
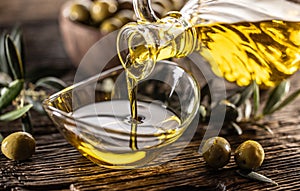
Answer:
[{"left": 117, "top": 0, "right": 300, "bottom": 87}]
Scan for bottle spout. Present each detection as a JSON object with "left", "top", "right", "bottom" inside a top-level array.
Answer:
[
  {"left": 117, "top": 22, "right": 157, "bottom": 80},
  {"left": 133, "top": 0, "right": 159, "bottom": 22},
  {"left": 117, "top": 11, "right": 197, "bottom": 79}
]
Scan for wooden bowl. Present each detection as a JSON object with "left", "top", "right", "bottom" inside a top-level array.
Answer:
[{"left": 59, "top": 1, "right": 103, "bottom": 67}]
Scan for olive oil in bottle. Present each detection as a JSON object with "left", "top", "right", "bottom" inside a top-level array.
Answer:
[
  {"left": 195, "top": 20, "right": 300, "bottom": 87},
  {"left": 118, "top": 0, "right": 300, "bottom": 87}
]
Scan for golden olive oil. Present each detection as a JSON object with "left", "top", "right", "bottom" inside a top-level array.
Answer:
[
  {"left": 68, "top": 96, "right": 182, "bottom": 168},
  {"left": 122, "top": 19, "right": 300, "bottom": 87},
  {"left": 124, "top": 59, "right": 183, "bottom": 151},
  {"left": 196, "top": 20, "right": 300, "bottom": 87},
  {"left": 126, "top": 73, "right": 139, "bottom": 150}
]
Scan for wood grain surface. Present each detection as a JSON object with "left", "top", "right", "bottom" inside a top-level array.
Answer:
[
  {"left": 0, "top": 86, "right": 299, "bottom": 190},
  {"left": 0, "top": 0, "right": 300, "bottom": 190}
]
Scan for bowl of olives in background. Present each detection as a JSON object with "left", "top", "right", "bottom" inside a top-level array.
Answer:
[{"left": 59, "top": 0, "right": 187, "bottom": 67}]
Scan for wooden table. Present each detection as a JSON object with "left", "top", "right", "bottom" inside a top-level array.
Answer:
[{"left": 0, "top": 0, "right": 299, "bottom": 190}]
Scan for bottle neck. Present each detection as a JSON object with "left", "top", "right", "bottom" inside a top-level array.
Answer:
[
  {"left": 117, "top": 12, "right": 197, "bottom": 70},
  {"left": 154, "top": 12, "right": 197, "bottom": 60}
]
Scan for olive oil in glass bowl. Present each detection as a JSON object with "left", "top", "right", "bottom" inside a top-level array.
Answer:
[{"left": 43, "top": 61, "right": 200, "bottom": 169}]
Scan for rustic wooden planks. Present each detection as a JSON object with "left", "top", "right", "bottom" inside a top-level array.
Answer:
[{"left": 0, "top": 96, "right": 300, "bottom": 190}]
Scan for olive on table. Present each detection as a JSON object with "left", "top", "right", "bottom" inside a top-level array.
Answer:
[
  {"left": 69, "top": 3, "right": 90, "bottom": 23},
  {"left": 234, "top": 140, "right": 265, "bottom": 170},
  {"left": 202, "top": 136, "right": 231, "bottom": 169},
  {"left": 1, "top": 132, "right": 36, "bottom": 161}
]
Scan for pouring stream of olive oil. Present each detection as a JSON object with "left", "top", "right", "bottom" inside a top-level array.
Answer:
[
  {"left": 119, "top": 0, "right": 300, "bottom": 150},
  {"left": 126, "top": 75, "right": 139, "bottom": 150},
  {"left": 124, "top": 56, "right": 182, "bottom": 151}
]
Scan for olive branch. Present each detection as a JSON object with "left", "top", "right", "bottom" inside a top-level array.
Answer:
[
  {"left": 200, "top": 79, "right": 300, "bottom": 135},
  {"left": 0, "top": 25, "right": 67, "bottom": 142}
]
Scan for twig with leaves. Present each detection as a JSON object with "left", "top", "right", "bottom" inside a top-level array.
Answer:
[
  {"left": 200, "top": 79, "right": 300, "bottom": 135},
  {"left": 0, "top": 25, "right": 67, "bottom": 160}
]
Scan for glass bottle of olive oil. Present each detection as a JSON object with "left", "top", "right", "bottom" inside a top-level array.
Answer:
[{"left": 118, "top": 0, "right": 300, "bottom": 87}]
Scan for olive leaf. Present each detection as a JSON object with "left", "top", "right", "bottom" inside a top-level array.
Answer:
[
  {"left": 253, "top": 81, "right": 260, "bottom": 115},
  {"left": 231, "top": 121, "right": 243, "bottom": 135},
  {"left": 10, "top": 25, "right": 22, "bottom": 50},
  {"left": 0, "top": 133, "right": 3, "bottom": 143},
  {"left": 244, "top": 99, "right": 252, "bottom": 120},
  {"left": 0, "top": 79, "right": 24, "bottom": 110},
  {"left": 0, "top": 104, "right": 32, "bottom": 121},
  {"left": 253, "top": 123, "right": 274, "bottom": 135},
  {"left": 35, "top": 77, "right": 67, "bottom": 91},
  {"left": 199, "top": 105, "right": 207, "bottom": 121},
  {"left": 0, "top": 26, "right": 24, "bottom": 77},
  {"left": 21, "top": 111, "right": 32, "bottom": 134},
  {"left": 4, "top": 35, "right": 24, "bottom": 80},
  {"left": 267, "top": 88, "right": 300, "bottom": 115},
  {"left": 236, "top": 170, "right": 278, "bottom": 186},
  {"left": 10, "top": 25, "right": 25, "bottom": 70},
  {"left": 263, "top": 80, "right": 290, "bottom": 115},
  {"left": 26, "top": 95, "right": 46, "bottom": 114},
  {"left": 0, "top": 31, "right": 11, "bottom": 75},
  {"left": 235, "top": 82, "right": 255, "bottom": 107},
  {"left": 228, "top": 93, "right": 241, "bottom": 106}
]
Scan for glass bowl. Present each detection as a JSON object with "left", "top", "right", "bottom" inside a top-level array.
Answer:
[{"left": 43, "top": 60, "right": 200, "bottom": 169}]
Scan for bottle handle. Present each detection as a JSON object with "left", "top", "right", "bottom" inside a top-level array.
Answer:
[{"left": 133, "top": 0, "right": 158, "bottom": 22}]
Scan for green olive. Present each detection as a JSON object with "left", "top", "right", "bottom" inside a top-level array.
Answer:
[
  {"left": 69, "top": 3, "right": 90, "bottom": 23},
  {"left": 90, "top": 0, "right": 118, "bottom": 23},
  {"left": 1, "top": 132, "right": 36, "bottom": 161},
  {"left": 118, "top": 0, "right": 132, "bottom": 10},
  {"left": 234, "top": 140, "right": 265, "bottom": 170},
  {"left": 99, "top": 17, "right": 123, "bottom": 34},
  {"left": 202, "top": 136, "right": 231, "bottom": 169},
  {"left": 115, "top": 9, "right": 135, "bottom": 23}
]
